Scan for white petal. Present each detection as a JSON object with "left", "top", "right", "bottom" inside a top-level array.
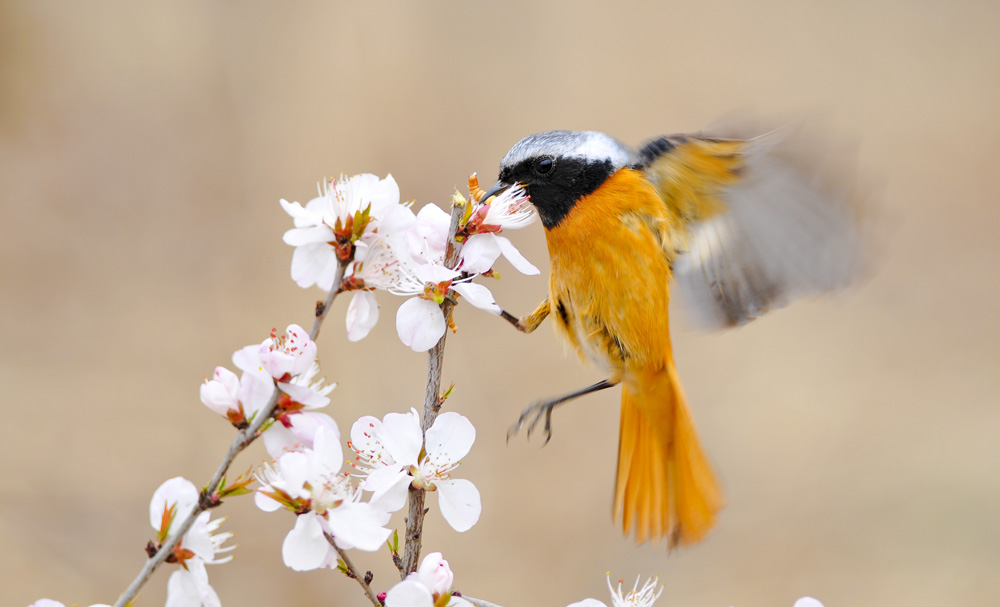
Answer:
[
  {"left": 29, "top": 601, "right": 66, "bottom": 607},
  {"left": 384, "top": 579, "right": 434, "bottom": 607},
  {"left": 262, "top": 424, "right": 299, "bottom": 459},
  {"left": 346, "top": 291, "right": 380, "bottom": 341},
  {"left": 380, "top": 409, "right": 423, "bottom": 465},
  {"left": 435, "top": 479, "right": 481, "bottom": 532},
  {"left": 396, "top": 298, "right": 446, "bottom": 352},
  {"left": 494, "top": 235, "right": 540, "bottom": 275},
  {"left": 414, "top": 263, "right": 459, "bottom": 285},
  {"left": 165, "top": 569, "right": 202, "bottom": 607},
  {"left": 566, "top": 600, "right": 609, "bottom": 607},
  {"left": 448, "top": 598, "right": 475, "bottom": 607},
  {"left": 426, "top": 412, "right": 476, "bottom": 462},
  {"left": 232, "top": 344, "right": 263, "bottom": 373},
  {"left": 282, "top": 513, "right": 332, "bottom": 571},
  {"left": 288, "top": 412, "right": 340, "bottom": 447},
  {"left": 238, "top": 369, "right": 277, "bottom": 417},
  {"left": 277, "top": 381, "right": 330, "bottom": 409},
  {"left": 290, "top": 242, "right": 339, "bottom": 290},
  {"left": 150, "top": 477, "right": 199, "bottom": 531},
  {"left": 366, "top": 468, "right": 412, "bottom": 513},
  {"left": 459, "top": 234, "right": 501, "bottom": 274},
  {"left": 283, "top": 224, "right": 335, "bottom": 247},
  {"left": 416, "top": 552, "right": 454, "bottom": 597},
  {"left": 451, "top": 281, "right": 501, "bottom": 314},
  {"left": 324, "top": 502, "right": 392, "bottom": 552},
  {"left": 312, "top": 425, "right": 344, "bottom": 474},
  {"left": 254, "top": 489, "right": 283, "bottom": 512},
  {"left": 793, "top": 599, "right": 825, "bottom": 607},
  {"left": 351, "top": 415, "right": 386, "bottom": 458},
  {"left": 279, "top": 198, "right": 318, "bottom": 227}
]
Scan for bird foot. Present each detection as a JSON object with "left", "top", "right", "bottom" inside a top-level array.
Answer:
[{"left": 507, "top": 399, "right": 559, "bottom": 446}]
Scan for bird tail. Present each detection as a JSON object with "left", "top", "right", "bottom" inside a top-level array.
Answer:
[{"left": 614, "top": 361, "right": 723, "bottom": 547}]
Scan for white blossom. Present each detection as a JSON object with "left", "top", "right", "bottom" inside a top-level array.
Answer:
[
  {"left": 384, "top": 552, "right": 473, "bottom": 607},
  {"left": 350, "top": 410, "right": 481, "bottom": 532},
  {"left": 150, "top": 478, "right": 233, "bottom": 607},
  {"left": 255, "top": 426, "right": 391, "bottom": 570},
  {"left": 567, "top": 575, "right": 662, "bottom": 607}
]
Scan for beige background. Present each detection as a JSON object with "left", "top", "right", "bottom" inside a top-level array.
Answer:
[{"left": 3, "top": 1, "right": 998, "bottom": 606}]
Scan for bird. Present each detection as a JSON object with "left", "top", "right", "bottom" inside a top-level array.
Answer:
[{"left": 480, "top": 125, "right": 866, "bottom": 548}]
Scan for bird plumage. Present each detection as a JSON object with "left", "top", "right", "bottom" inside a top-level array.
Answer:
[{"left": 495, "top": 125, "right": 864, "bottom": 546}]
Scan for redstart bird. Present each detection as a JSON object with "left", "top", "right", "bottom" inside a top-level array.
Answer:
[{"left": 483, "top": 125, "right": 865, "bottom": 547}]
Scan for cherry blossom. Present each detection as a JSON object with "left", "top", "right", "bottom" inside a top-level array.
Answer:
[
  {"left": 384, "top": 552, "right": 473, "bottom": 607},
  {"left": 567, "top": 576, "right": 662, "bottom": 607},
  {"left": 280, "top": 173, "right": 401, "bottom": 291},
  {"left": 459, "top": 184, "right": 539, "bottom": 276},
  {"left": 793, "top": 599, "right": 825, "bottom": 607},
  {"left": 350, "top": 410, "right": 481, "bottom": 532},
  {"left": 149, "top": 478, "right": 233, "bottom": 607},
  {"left": 199, "top": 366, "right": 275, "bottom": 427},
  {"left": 255, "top": 426, "right": 391, "bottom": 570},
  {"left": 233, "top": 325, "right": 318, "bottom": 383}
]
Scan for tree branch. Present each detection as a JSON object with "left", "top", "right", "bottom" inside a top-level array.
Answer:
[
  {"left": 113, "top": 260, "right": 348, "bottom": 607},
  {"left": 401, "top": 200, "right": 466, "bottom": 576},
  {"left": 327, "top": 532, "right": 382, "bottom": 607}
]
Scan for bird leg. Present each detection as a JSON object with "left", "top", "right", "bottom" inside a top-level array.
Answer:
[
  {"left": 499, "top": 297, "right": 550, "bottom": 333},
  {"left": 507, "top": 379, "right": 618, "bottom": 445}
]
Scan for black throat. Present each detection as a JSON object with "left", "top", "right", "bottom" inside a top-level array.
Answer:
[{"left": 501, "top": 157, "right": 618, "bottom": 230}]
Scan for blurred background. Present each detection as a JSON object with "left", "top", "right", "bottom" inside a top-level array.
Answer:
[{"left": 3, "top": 1, "right": 998, "bottom": 606}]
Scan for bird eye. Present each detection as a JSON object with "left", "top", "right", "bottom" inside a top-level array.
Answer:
[{"left": 533, "top": 157, "right": 554, "bottom": 175}]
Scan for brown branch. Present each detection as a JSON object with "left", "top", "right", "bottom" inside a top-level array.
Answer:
[
  {"left": 400, "top": 200, "right": 466, "bottom": 576},
  {"left": 326, "top": 532, "right": 382, "bottom": 607}
]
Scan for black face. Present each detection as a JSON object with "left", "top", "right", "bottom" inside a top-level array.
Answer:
[{"left": 499, "top": 155, "right": 616, "bottom": 229}]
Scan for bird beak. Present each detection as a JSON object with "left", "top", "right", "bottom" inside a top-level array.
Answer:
[{"left": 478, "top": 180, "right": 512, "bottom": 203}]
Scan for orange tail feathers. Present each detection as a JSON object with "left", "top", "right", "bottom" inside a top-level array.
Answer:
[{"left": 614, "top": 362, "right": 723, "bottom": 547}]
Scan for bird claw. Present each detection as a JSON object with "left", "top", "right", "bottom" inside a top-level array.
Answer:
[{"left": 507, "top": 399, "right": 557, "bottom": 446}]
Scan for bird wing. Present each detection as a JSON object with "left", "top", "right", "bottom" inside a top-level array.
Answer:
[{"left": 641, "top": 125, "right": 867, "bottom": 328}]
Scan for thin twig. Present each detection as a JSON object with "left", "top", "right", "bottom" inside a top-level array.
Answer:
[
  {"left": 401, "top": 200, "right": 466, "bottom": 576},
  {"left": 113, "top": 260, "right": 348, "bottom": 607},
  {"left": 327, "top": 532, "right": 382, "bottom": 607}
]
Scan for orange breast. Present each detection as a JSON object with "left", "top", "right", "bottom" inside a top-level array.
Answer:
[{"left": 543, "top": 168, "right": 676, "bottom": 376}]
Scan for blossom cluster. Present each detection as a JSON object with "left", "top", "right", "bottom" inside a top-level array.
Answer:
[
  {"left": 280, "top": 173, "right": 538, "bottom": 351},
  {"left": 200, "top": 324, "right": 336, "bottom": 458},
  {"left": 148, "top": 478, "right": 234, "bottom": 607}
]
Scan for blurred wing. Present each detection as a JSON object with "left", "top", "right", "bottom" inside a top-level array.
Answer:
[{"left": 641, "top": 126, "right": 866, "bottom": 328}]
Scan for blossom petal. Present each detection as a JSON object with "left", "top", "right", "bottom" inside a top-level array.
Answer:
[
  {"left": 494, "top": 235, "right": 540, "bottom": 275},
  {"left": 282, "top": 513, "right": 331, "bottom": 571},
  {"left": 325, "top": 502, "right": 392, "bottom": 552},
  {"left": 794, "top": 599, "right": 825, "bottom": 607},
  {"left": 346, "top": 291, "right": 380, "bottom": 341},
  {"left": 283, "top": 225, "right": 335, "bottom": 247},
  {"left": 290, "top": 242, "right": 339, "bottom": 290},
  {"left": 384, "top": 579, "right": 434, "bottom": 607},
  {"left": 366, "top": 468, "right": 412, "bottom": 513},
  {"left": 380, "top": 409, "right": 423, "bottom": 466},
  {"left": 396, "top": 297, "right": 446, "bottom": 352},
  {"left": 312, "top": 425, "right": 344, "bottom": 474},
  {"left": 413, "top": 263, "right": 459, "bottom": 285},
  {"left": 435, "top": 479, "right": 481, "bottom": 532},
  {"left": 426, "top": 412, "right": 476, "bottom": 462},
  {"left": 451, "top": 281, "right": 501, "bottom": 314},
  {"left": 566, "top": 600, "right": 609, "bottom": 607},
  {"left": 150, "top": 477, "right": 199, "bottom": 531},
  {"left": 416, "top": 552, "right": 454, "bottom": 597},
  {"left": 238, "top": 369, "right": 277, "bottom": 418},
  {"left": 254, "top": 489, "right": 282, "bottom": 512},
  {"left": 459, "top": 234, "right": 501, "bottom": 275}
]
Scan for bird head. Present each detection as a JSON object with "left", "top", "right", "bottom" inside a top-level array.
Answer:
[{"left": 482, "top": 130, "right": 638, "bottom": 229}]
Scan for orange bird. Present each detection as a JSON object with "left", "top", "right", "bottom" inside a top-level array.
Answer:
[{"left": 482, "top": 126, "right": 864, "bottom": 547}]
